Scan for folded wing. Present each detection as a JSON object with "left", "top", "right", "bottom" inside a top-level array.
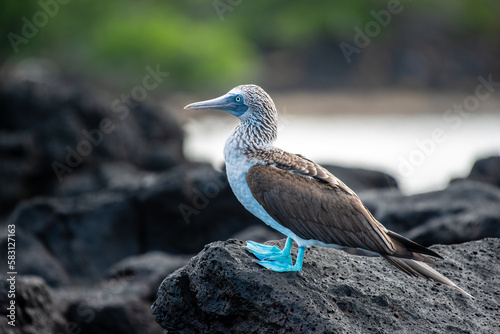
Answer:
[{"left": 246, "top": 163, "right": 441, "bottom": 262}]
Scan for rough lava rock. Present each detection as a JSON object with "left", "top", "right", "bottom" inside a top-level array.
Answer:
[
  {"left": 153, "top": 238, "right": 499, "bottom": 334},
  {"left": 360, "top": 180, "right": 500, "bottom": 245}
]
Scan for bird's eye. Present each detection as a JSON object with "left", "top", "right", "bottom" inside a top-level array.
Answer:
[{"left": 235, "top": 95, "right": 242, "bottom": 103}]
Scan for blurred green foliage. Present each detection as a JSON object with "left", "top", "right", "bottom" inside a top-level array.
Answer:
[{"left": 1, "top": 0, "right": 499, "bottom": 92}]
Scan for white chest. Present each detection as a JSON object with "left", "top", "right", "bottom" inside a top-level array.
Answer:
[
  {"left": 223, "top": 137, "right": 264, "bottom": 220},
  {"left": 223, "top": 136, "right": 300, "bottom": 240}
]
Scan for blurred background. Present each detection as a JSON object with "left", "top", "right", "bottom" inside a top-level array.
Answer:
[
  {"left": 2, "top": 0, "right": 499, "bottom": 194},
  {"left": 1, "top": 1, "right": 500, "bottom": 332},
  {"left": 3, "top": 1, "right": 500, "bottom": 91}
]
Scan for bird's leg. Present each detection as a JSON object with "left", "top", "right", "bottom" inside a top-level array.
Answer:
[
  {"left": 256, "top": 246, "right": 306, "bottom": 272},
  {"left": 246, "top": 237, "right": 293, "bottom": 264}
]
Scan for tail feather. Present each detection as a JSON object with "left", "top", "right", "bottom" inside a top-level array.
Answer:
[
  {"left": 384, "top": 255, "right": 473, "bottom": 298},
  {"left": 387, "top": 230, "right": 443, "bottom": 260}
]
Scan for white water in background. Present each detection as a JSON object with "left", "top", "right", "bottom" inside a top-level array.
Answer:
[{"left": 184, "top": 113, "right": 500, "bottom": 194}]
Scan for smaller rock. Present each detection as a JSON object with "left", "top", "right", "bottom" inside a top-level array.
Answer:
[
  {"left": 0, "top": 228, "right": 71, "bottom": 287},
  {"left": 405, "top": 204, "right": 500, "bottom": 245},
  {"left": 10, "top": 192, "right": 141, "bottom": 284},
  {"left": 451, "top": 155, "right": 500, "bottom": 188},
  {"left": 60, "top": 288, "right": 161, "bottom": 334},
  {"left": 105, "top": 251, "right": 192, "bottom": 300},
  {"left": 360, "top": 180, "right": 500, "bottom": 245},
  {"left": 50, "top": 252, "right": 189, "bottom": 334},
  {"left": 0, "top": 276, "right": 65, "bottom": 334}
]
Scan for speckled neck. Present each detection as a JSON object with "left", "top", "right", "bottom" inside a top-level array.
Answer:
[{"left": 224, "top": 104, "right": 278, "bottom": 163}]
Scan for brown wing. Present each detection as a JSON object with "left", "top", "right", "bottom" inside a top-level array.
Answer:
[
  {"left": 246, "top": 164, "right": 442, "bottom": 262},
  {"left": 246, "top": 164, "right": 396, "bottom": 253}
]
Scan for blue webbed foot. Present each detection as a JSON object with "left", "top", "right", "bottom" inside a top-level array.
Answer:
[
  {"left": 255, "top": 246, "right": 306, "bottom": 272},
  {"left": 245, "top": 238, "right": 293, "bottom": 264}
]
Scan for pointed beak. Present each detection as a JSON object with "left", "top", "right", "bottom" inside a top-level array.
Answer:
[
  {"left": 184, "top": 93, "right": 248, "bottom": 117},
  {"left": 184, "top": 93, "right": 235, "bottom": 111}
]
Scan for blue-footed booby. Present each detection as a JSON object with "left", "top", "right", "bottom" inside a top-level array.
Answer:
[{"left": 184, "top": 84, "right": 471, "bottom": 296}]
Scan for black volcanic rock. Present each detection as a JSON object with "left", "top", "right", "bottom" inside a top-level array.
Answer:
[
  {"left": 11, "top": 192, "right": 141, "bottom": 284},
  {"left": 133, "top": 164, "right": 257, "bottom": 254},
  {"left": 58, "top": 252, "right": 190, "bottom": 334},
  {"left": 7, "top": 163, "right": 257, "bottom": 284},
  {"left": 0, "top": 229, "right": 71, "bottom": 287},
  {"left": 452, "top": 155, "right": 500, "bottom": 188},
  {"left": 360, "top": 181, "right": 500, "bottom": 245},
  {"left": 105, "top": 251, "right": 192, "bottom": 301},
  {"left": 322, "top": 164, "right": 398, "bottom": 192},
  {"left": 152, "top": 238, "right": 499, "bottom": 334},
  {"left": 0, "top": 81, "right": 183, "bottom": 214},
  {"left": 0, "top": 252, "right": 189, "bottom": 334},
  {"left": 63, "top": 295, "right": 160, "bottom": 334},
  {"left": 0, "top": 276, "right": 65, "bottom": 334}
]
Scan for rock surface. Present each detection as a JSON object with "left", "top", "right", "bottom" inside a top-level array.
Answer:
[
  {"left": 153, "top": 238, "right": 500, "bottom": 334},
  {"left": 360, "top": 180, "right": 500, "bottom": 245}
]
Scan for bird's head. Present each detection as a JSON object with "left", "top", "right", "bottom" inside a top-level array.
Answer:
[{"left": 184, "top": 84, "right": 276, "bottom": 121}]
